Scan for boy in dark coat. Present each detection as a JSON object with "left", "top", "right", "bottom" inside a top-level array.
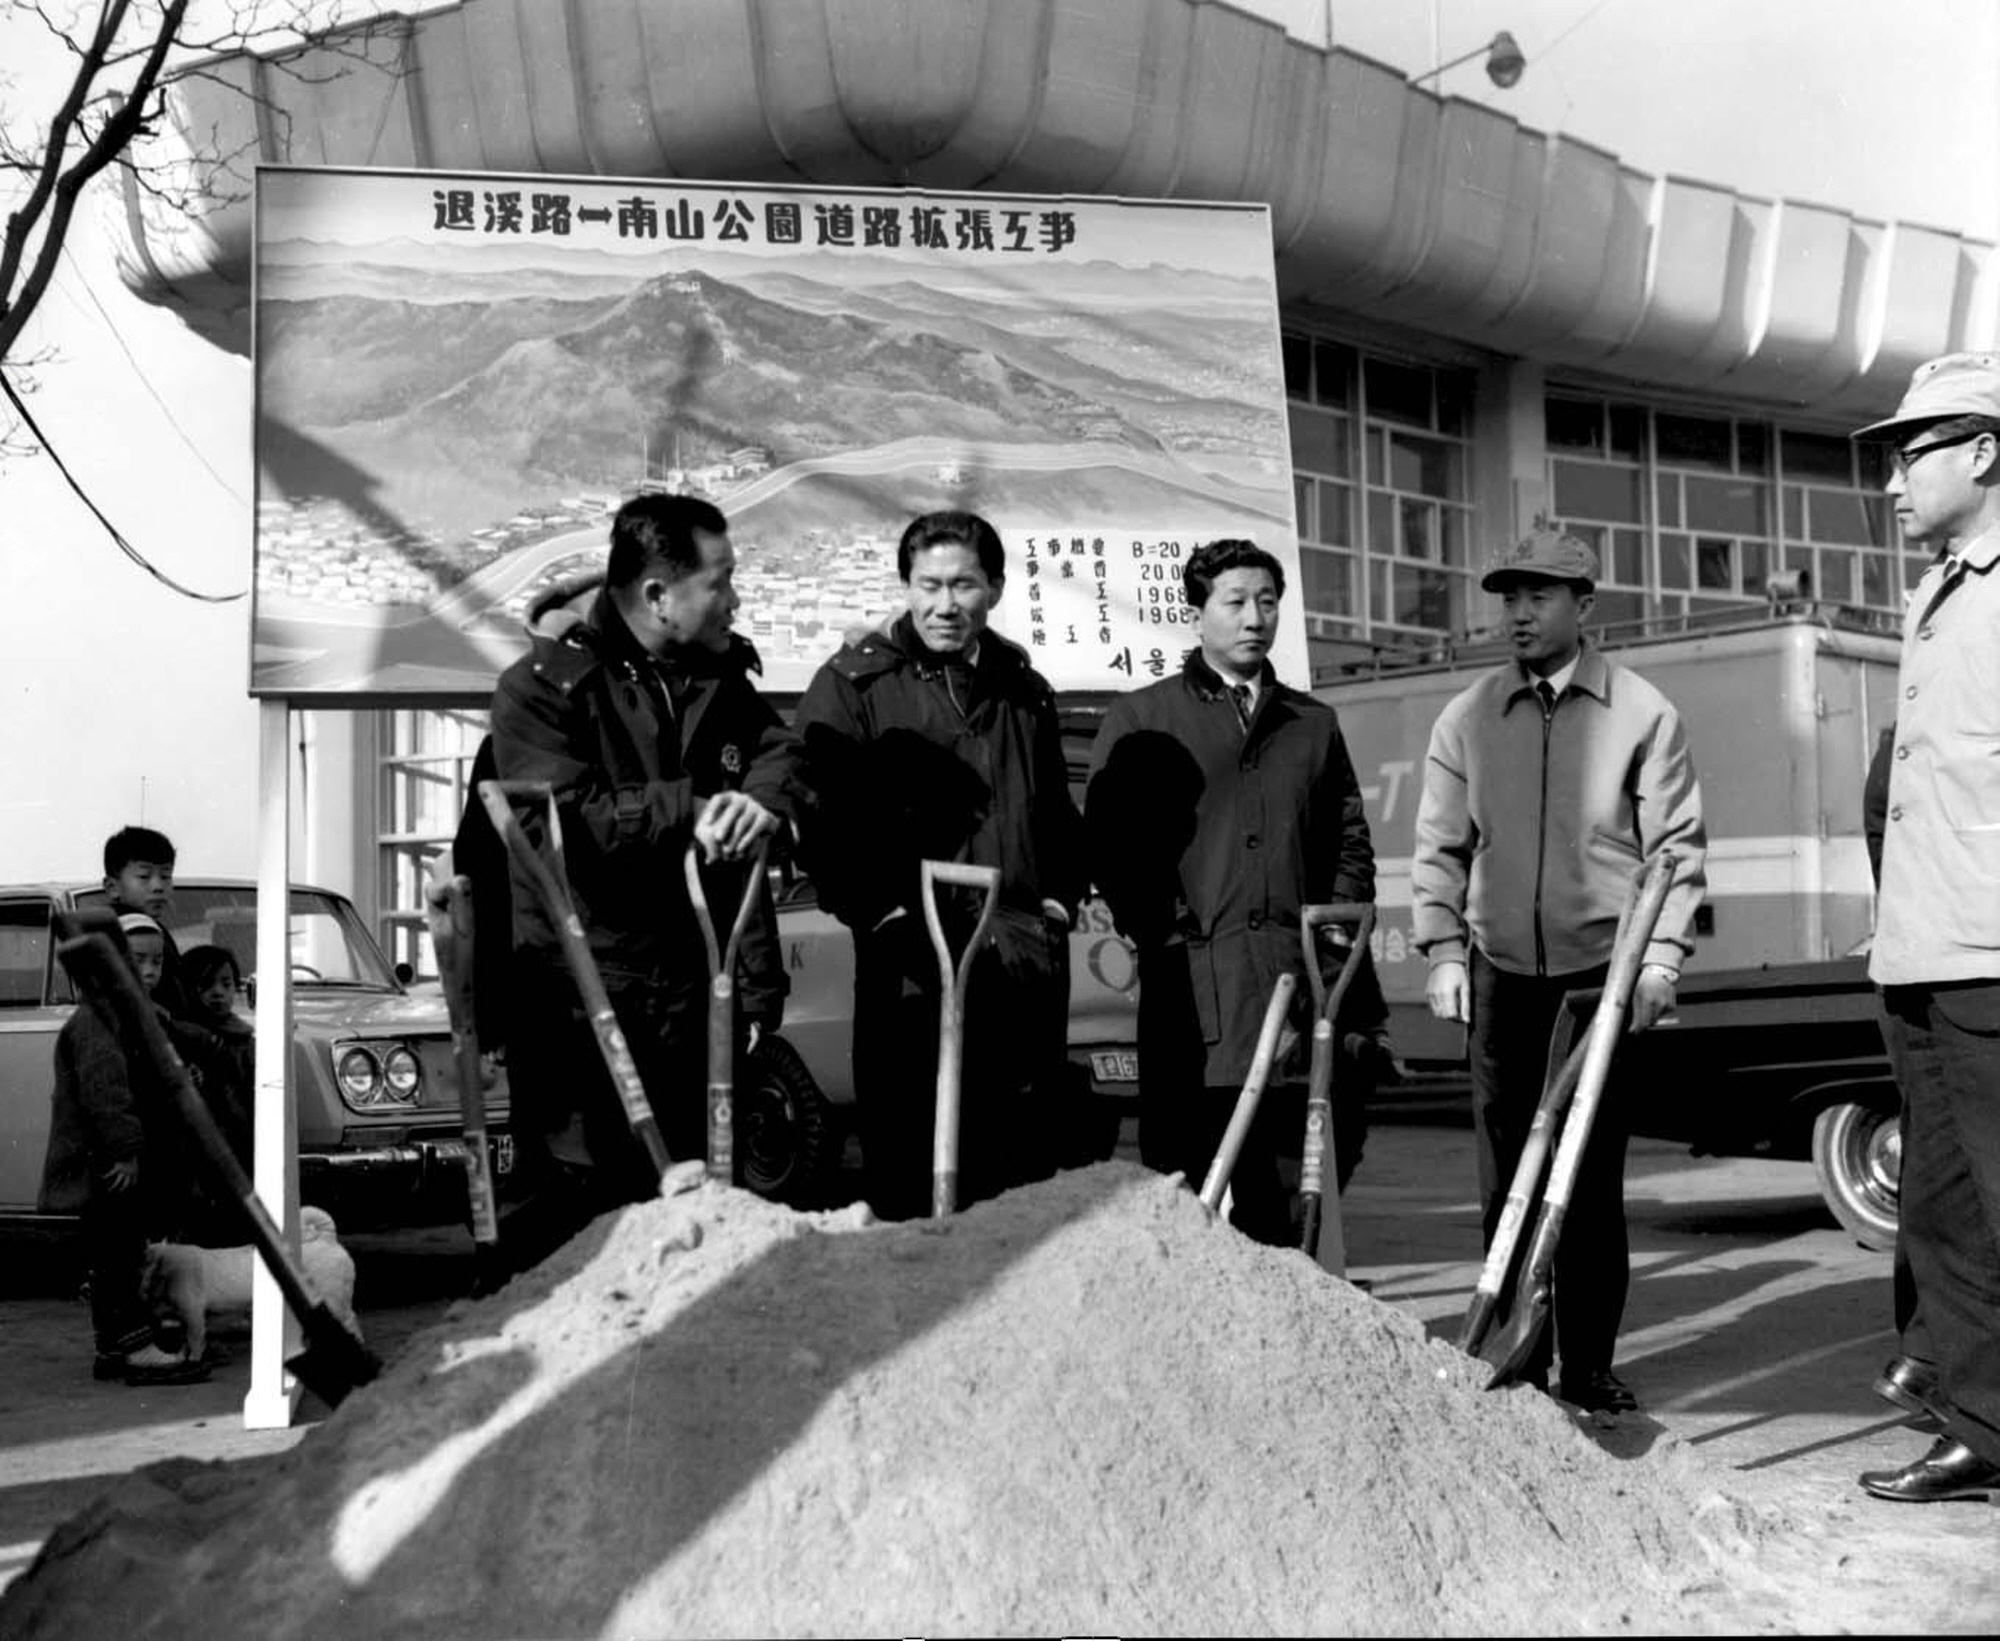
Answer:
[
  {"left": 1087, "top": 539, "right": 1379, "bottom": 1244},
  {"left": 794, "top": 510, "right": 1087, "bottom": 1219},
  {"left": 487, "top": 494, "right": 805, "bottom": 1210},
  {"left": 40, "top": 914, "right": 209, "bottom": 1383}
]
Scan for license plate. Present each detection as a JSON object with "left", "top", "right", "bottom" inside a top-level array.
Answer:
[
  {"left": 490, "top": 1133, "right": 515, "bottom": 1177},
  {"left": 1090, "top": 1051, "right": 1139, "bottom": 1083}
]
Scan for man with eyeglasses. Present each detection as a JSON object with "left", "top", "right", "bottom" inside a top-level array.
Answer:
[{"left": 1854, "top": 352, "right": 2000, "bottom": 1505}]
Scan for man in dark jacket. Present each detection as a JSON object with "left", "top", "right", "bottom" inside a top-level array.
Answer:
[
  {"left": 1086, "top": 538, "right": 1378, "bottom": 1245},
  {"left": 487, "top": 494, "right": 804, "bottom": 1209},
  {"left": 794, "top": 510, "right": 1086, "bottom": 1220}
]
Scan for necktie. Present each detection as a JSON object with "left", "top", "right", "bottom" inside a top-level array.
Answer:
[
  {"left": 1538, "top": 680, "right": 1559, "bottom": 717},
  {"left": 1231, "top": 683, "right": 1254, "bottom": 730}
]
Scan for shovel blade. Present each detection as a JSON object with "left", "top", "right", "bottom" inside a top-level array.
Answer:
[
  {"left": 1478, "top": 1282, "right": 1551, "bottom": 1389},
  {"left": 284, "top": 1311, "right": 381, "bottom": 1409}
]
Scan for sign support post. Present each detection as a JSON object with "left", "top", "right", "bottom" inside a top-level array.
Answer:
[{"left": 244, "top": 698, "right": 302, "bottom": 1429}]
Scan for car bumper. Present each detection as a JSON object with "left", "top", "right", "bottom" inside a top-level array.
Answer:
[{"left": 300, "top": 1131, "right": 517, "bottom": 1228}]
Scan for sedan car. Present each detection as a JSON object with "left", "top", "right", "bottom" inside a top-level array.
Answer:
[{"left": 0, "top": 880, "right": 512, "bottom": 1233}]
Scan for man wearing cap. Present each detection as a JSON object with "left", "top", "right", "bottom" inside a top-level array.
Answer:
[
  {"left": 1852, "top": 352, "right": 2000, "bottom": 1504},
  {"left": 1410, "top": 528, "right": 1707, "bottom": 1412}
]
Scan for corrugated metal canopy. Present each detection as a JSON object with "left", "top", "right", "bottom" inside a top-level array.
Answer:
[{"left": 112, "top": 0, "right": 1999, "bottom": 417}]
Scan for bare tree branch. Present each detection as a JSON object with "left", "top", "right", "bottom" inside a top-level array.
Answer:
[{"left": 1, "top": 0, "right": 394, "bottom": 373}]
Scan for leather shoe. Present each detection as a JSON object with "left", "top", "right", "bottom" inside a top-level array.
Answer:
[
  {"left": 1859, "top": 1437, "right": 2000, "bottom": 1503},
  {"left": 1874, "top": 1355, "right": 1944, "bottom": 1431},
  {"left": 1559, "top": 1367, "right": 1638, "bottom": 1413}
]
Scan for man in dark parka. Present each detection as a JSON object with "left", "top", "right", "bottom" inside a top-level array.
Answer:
[
  {"left": 487, "top": 494, "right": 805, "bottom": 1208},
  {"left": 794, "top": 510, "right": 1087, "bottom": 1220},
  {"left": 1087, "top": 538, "right": 1378, "bottom": 1244}
]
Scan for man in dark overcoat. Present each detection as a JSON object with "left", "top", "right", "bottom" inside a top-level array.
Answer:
[{"left": 1086, "top": 538, "right": 1378, "bottom": 1244}]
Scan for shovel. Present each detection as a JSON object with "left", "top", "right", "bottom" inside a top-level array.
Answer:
[
  {"left": 1479, "top": 851, "right": 1679, "bottom": 1389},
  {"left": 685, "top": 836, "right": 773, "bottom": 1184},
  {"left": 919, "top": 860, "right": 1001, "bottom": 1219},
  {"left": 1296, "top": 903, "right": 1378, "bottom": 1275},
  {"left": 477, "top": 779, "right": 673, "bottom": 1188},
  {"left": 1456, "top": 1027, "right": 1590, "bottom": 1359},
  {"left": 1198, "top": 971, "right": 1299, "bottom": 1212},
  {"left": 424, "top": 870, "right": 506, "bottom": 1295},
  {"left": 54, "top": 915, "right": 381, "bottom": 1409}
]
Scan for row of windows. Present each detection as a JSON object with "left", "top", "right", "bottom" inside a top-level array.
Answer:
[{"left": 1284, "top": 336, "right": 1910, "bottom": 652}]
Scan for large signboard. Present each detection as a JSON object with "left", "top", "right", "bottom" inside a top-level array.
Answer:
[{"left": 251, "top": 167, "right": 1301, "bottom": 698}]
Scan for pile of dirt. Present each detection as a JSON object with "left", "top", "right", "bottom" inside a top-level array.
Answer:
[{"left": 4, "top": 1162, "right": 1816, "bottom": 1637}]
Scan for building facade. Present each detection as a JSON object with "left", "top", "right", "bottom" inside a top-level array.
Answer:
[{"left": 76, "top": 0, "right": 2000, "bottom": 966}]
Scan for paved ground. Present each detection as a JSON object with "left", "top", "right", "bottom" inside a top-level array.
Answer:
[{"left": 4, "top": 1107, "right": 1997, "bottom": 1621}]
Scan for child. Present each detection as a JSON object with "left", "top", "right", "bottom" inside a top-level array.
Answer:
[
  {"left": 40, "top": 913, "right": 209, "bottom": 1384},
  {"left": 178, "top": 943, "right": 256, "bottom": 1183},
  {"left": 103, "top": 825, "right": 188, "bottom": 1018}
]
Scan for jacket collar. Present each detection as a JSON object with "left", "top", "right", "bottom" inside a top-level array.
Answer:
[
  {"left": 886, "top": 612, "right": 1029, "bottom": 686},
  {"left": 1182, "top": 647, "right": 1278, "bottom": 701},
  {"left": 1505, "top": 640, "right": 1610, "bottom": 708},
  {"left": 1942, "top": 521, "right": 2000, "bottom": 578}
]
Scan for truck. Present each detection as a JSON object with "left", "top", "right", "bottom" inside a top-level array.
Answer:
[{"left": 1315, "top": 604, "right": 1906, "bottom": 1248}]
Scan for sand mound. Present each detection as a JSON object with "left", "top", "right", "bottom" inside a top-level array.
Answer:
[{"left": 4, "top": 1163, "right": 1803, "bottom": 1637}]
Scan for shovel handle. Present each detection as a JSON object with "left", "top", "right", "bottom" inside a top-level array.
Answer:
[
  {"left": 1298, "top": 903, "right": 1376, "bottom": 1020},
  {"left": 1199, "top": 972, "right": 1298, "bottom": 1212},
  {"left": 685, "top": 837, "right": 773, "bottom": 1184},
  {"left": 920, "top": 860, "right": 1002, "bottom": 1218},
  {"left": 428, "top": 871, "right": 500, "bottom": 1250},
  {"left": 478, "top": 780, "right": 673, "bottom": 1186},
  {"left": 1297, "top": 903, "right": 1377, "bottom": 1202}
]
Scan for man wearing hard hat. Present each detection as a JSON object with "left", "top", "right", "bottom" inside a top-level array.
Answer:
[{"left": 1855, "top": 353, "right": 2000, "bottom": 1504}]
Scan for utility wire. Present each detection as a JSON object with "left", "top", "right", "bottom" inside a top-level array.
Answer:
[
  {"left": 1538, "top": 0, "right": 1622, "bottom": 62},
  {"left": 59, "top": 243, "right": 247, "bottom": 504},
  {"left": 0, "top": 367, "right": 246, "bottom": 603}
]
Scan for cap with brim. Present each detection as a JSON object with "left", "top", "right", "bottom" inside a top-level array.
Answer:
[
  {"left": 117, "top": 912, "right": 164, "bottom": 939},
  {"left": 1854, "top": 352, "right": 2000, "bottom": 441},
  {"left": 1480, "top": 528, "right": 1599, "bottom": 592}
]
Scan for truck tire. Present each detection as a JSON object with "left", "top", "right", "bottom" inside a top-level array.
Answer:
[
  {"left": 737, "top": 1034, "right": 842, "bottom": 1208},
  {"left": 1811, "top": 1100, "right": 1900, "bottom": 1252}
]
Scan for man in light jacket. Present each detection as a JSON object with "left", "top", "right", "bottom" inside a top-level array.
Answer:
[
  {"left": 1412, "top": 527, "right": 1706, "bottom": 1412},
  {"left": 1853, "top": 352, "right": 2000, "bottom": 1505}
]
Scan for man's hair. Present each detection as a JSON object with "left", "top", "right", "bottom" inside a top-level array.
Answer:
[
  {"left": 104, "top": 825, "right": 176, "bottom": 876},
  {"left": 1182, "top": 539, "right": 1286, "bottom": 609},
  {"left": 606, "top": 494, "right": 729, "bottom": 590},
  {"left": 182, "top": 944, "right": 241, "bottom": 993},
  {"left": 896, "top": 511, "right": 1006, "bottom": 583}
]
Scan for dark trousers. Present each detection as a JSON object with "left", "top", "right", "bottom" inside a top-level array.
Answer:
[
  {"left": 1878, "top": 982, "right": 2000, "bottom": 1467},
  {"left": 506, "top": 952, "right": 708, "bottom": 1207},
  {"left": 82, "top": 1189, "right": 158, "bottom": 1356},
  {"left": 1140, "top": 1075, "right": 1295, "bottom": 1245},
  {"left": 852, "top": 911, "right": 1066, "bottom": 1221},
  {"left": 1469, "top": 949, "right": 1630, "bottom": 1382}
]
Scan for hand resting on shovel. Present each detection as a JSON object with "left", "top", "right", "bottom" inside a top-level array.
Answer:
[{"left": 693, "top": 791, "right": 780, "bottom": 863}]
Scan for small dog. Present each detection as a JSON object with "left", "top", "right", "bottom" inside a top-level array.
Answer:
[{"left": 143, "top": 1205, "right": 362, "bottom": 1361}]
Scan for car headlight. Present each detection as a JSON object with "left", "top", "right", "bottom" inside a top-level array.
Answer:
[
  {"left": 381, "top": 1045, "right": 422, "bottom": 1101},
  {"left": 337, "top": 1047, "right": 381, "bottom": 1103}
]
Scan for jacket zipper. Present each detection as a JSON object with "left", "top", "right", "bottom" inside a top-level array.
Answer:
[{"left": 1533, "top": 688, "right": 1553, "bottom": 977}]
